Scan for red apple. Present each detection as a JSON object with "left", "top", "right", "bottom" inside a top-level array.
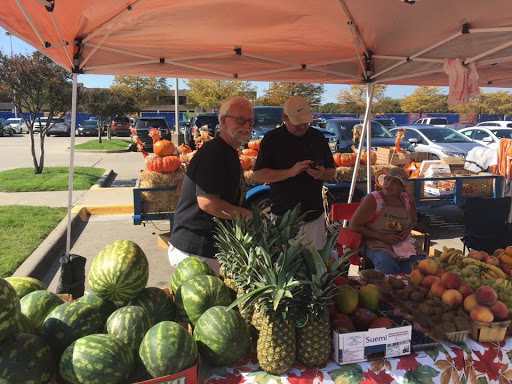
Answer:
[{"left": 333, "top": 276, "right": 350, "bottom": 286}]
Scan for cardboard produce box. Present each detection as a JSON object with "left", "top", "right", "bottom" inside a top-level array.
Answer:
[
  {"left": 332, "top": 323, "right": 412, "bottom": 365},
  {"left": 134, "top": 362, "right": 198, "bottom": 384},
  {"left": 376, "top": 147, "right": 413, "bottom": 165}
]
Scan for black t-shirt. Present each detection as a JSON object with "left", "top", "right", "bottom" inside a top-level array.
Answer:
[
  {"left": 254, "top": 125, "right": 335, "bottom": 221},
  {"left": 170, "top": 137, "right": 242, "bottom": 258}
]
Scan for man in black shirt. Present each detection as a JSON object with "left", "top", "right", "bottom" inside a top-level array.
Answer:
[
  {"left": 253, "top": 95, "right": 335, "bottom": 249},
  {"left": 169, "top": 96, "right": 254, "bottom": 272}
]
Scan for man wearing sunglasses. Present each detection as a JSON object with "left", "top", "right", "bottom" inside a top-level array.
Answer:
[
  {"left": 253, "top": 95, "right": 336, "bottom": 250},
  {"left": 169, "top": 96, "right": 254, "bottom": 273}
]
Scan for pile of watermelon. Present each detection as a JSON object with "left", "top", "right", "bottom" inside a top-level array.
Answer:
[{"left": 0, "top": 239, "right": 251, "bottom": 383}]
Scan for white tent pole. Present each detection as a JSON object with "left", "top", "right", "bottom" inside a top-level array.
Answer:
[
  {"left": 365, "top": 84, "right": 375, "bottom": 194},
  {"left": 65, "top": 73, "right": 78, "bottom": 257},
  {"left": 174, "top": 78, "right": 179, "bottom": 139}
]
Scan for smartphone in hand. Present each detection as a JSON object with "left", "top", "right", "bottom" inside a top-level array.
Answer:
[{"left": 309, "top": 160, "right": 323, "bottom": 169}]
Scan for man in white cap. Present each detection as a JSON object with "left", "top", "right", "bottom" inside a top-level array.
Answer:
[{"left": 252, "top": 95, "right": 336, "bottom": 249}]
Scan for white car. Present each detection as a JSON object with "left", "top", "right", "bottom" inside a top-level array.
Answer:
[
  {"left": 475, "top": 121, "right": 512, "bottom": 129},
  {"left": 413, "top": 117, "right": 448, "bottom": 127},
  {"left": 459, "top": 126, "right": 512, "bottom": 148},
  {"left": 33, "top": 116, "right": 72, "bottom": 136},
  {"left": 5, "top": 118, "right": 28, "bottom": 134}
]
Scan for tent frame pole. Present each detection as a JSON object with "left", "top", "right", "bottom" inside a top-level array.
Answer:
[{"left": 65, "top": 73, "right": 78, "bottom": 257}]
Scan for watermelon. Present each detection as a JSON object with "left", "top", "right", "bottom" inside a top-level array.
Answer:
[
  {"left": 193, "top": 306, "right": 251, "bottom": 365},
  {"left": 17, "top": 313, "right": 33, "bottom": 334},
  {"left": 0, "top": 333, "right": 55, "bottom": 384},
  {"left": 0, "top": 278, "right": 20, "bottom": 342},
  {"left": 139, "top": 321, "right": 197, "bottom": 378},
  {"left": 20, "top": 290, "right": 63, "bottom": 332},
  {"left": 77, "top": 292, "right": 117, "bottom": 325},
  {"left": 128, "top": 287, "right": 176, "bottom": 324},
  {"left": 175, "top": 275, "right": 231, "bottom": 325},
  {"left": 59, "top": 334, "right": 133, "bottom": 384},
  {"left": 106, "top": 306, "right": 152, "bottom": 353},
  {"left": 170, "top": 257, "right": 215, "bottom": 294},
  {"left": 87, "top": 240, "right": 149, "bottom": 302},
  {"left": 5, "top": 276, "right": 46, "bottom": 299},
  {"left": 41, "top": 301, "right": 103, "bottom": 356}
]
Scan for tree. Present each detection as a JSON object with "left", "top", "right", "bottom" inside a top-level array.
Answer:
[
  {"left": 184, "top": 80, "right": 257, "bottom": 110},
  {"left": 318, "top": 102, "right": 341, "bottom": 113},
  {"left": 336, "top": 84, "right": 388, "bottom": 114},
  {"left": 481, "top": 91, "right": 512, "bottom": 115},
  {"left": 399, "top": 86, "right": 448, "bottom": 113},
  {"left": 81, "top": 88, "right": 136, "bottom": 142},
  {"left": 110, "top": 76, "right": 170, "bottom": 111},
  {"left": 0, "top": 51, "right": 72, "bottom": 174},
  {"left": 374, "top": 97, "right": 402, "bottom": 113},
  {"left": 261, "top": 82, "right": 324, "bottom": 108}
]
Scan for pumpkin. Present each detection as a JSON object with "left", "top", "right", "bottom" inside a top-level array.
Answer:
[
  {"left": 242, "top": 148, "right": 258, "bottom": 157},
  {"left": 360, "top": 150, "right": 377, "bottom": 165},
  {"left": 178, "top": 143, "right": 192, "bottom": 154},
  {"left": 145, "top": 155, "right": 181, "bottom": 173},
  {"left": 153, "top": 140, "right": 175, "bottom": 157},
  {"left": 239, "top": 155, "right": 252, "bottom": 171},
  {"left": 333, "top": 153, "right": 356, "bottom": 167},
  {"left": 247, "top": 139, "right": 261, "bottom": 150}
]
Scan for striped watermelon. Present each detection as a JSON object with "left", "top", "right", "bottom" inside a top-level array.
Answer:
[
  {"left": 194, "top": 306, "right": 251, "bottom": 365},
  {"left": 175, "top": 275, "right": 231, "bottom": 325},
  {"left": 139, "top": 321, "right": 197, "bottom": 378},
  {"left": 59, "top": 334, "right": 134, "bottom": 384},
  {"left": 41, "top": 301, "right": 103, "bottom": 356},
  {"left": 20, "top": 290, "right": 63, "bottom": 332},
  {"left": 17, "top": 313, "right": 33, "bottom": 334},
  {"left": 77, "top": 292, "right": 118, "bottom": 325},
  {"left": 5, "top": 276, "right": 46, "bottom": 299},
  {"left": 0, "top": 278, "right": 20, "bottom": 342},
  {"left": 128, "top": 287, "right": 176, "bottom": 324},
  {"left": 87, "top": 239, "right": 149, "bottom": 302},
  {"left": 0, "top": 333, "right": 55, "bottom": 383},
  {"left": 170, "top": 257, "right": 215, "bottom": 294},
  {"left": 106, "top": 305, "right": 153, "bottom": 353}
]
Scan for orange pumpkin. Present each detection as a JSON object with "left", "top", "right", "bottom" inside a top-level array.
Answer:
[
  {"left": 145, "top": 154, "right": 181, "bottom": 173},
  {"left": 247, "top": 139, "right": 261, "bottom": 150},
  {"left": 360, "top": 150, "right": 377, "bottom": 165},
  {"left": 153, "top": 140, "right": 175, "bottom": 157},
  {"left": 333, "top": 152, "right": 356, "bottom": 167},
  {"left": 242, "top": 148, "right": 258, "bottom": 157},
  {"left": 239, "top": 155, "right": 252, "bottom": 171},
  {"left": 178, "top": 143, "right": 192, "bottom": 154}
]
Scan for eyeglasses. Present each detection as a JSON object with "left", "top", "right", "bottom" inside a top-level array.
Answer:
[{"left": 224, "top": 115, "right": 255, "bottom": 127}]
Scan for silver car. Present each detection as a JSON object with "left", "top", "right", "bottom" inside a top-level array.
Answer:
[
  {"left": 6, "top": 117, "right": 28, "bottom": 134},
  {"left": 390, "top": 124, "right": 484, "bottom": 160},
  {"left": 459, "top": 126, "right": 512, "bottom": 149}
]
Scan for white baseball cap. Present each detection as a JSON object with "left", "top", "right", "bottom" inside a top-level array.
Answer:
[{"left": 283, "top": 95, "right": 313, "bottom": 125}]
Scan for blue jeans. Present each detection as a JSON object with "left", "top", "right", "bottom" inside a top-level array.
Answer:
[{"left": 365, "top": 248, "right": 426, "bottom": 274}]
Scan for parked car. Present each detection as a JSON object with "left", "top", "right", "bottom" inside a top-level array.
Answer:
[
  {"left": 446, "top": 123, "right": 475, "bottom": 130},
  {"left": 413, "top": 117, "right": 449, "bottom": 127},
  {"left": 110, "top": 116, "right": 131, "bottom": 136},
  {"left": 475, "top": 121, "right": 512, "bottom": 129},
  {"left": 390, "top": 124, "right": 484, "bottom": 160},
  {"left": 251, "top": 106, "right": 283, "bottom": 140},
  {"left": 458, "top": 126, "right": 512, "bottom": 148},
  {"left": 131, "top": 117, "right": 171, "bottom": 152},
  {"left": 47, "top": 116, "right": 72, "bottom": 136},
  {"left": 324, "top": 118, "right": 410, "bottom": 152},
  {"left": 0, "top": 118, "right": 11, "bottom": 136},
  {"left": 185, "top": 114, "right": 219, "bottom": 149},
  {"left": 6, "top": 117, "right": 28, "bottom": 134},
  {"left": 77, "top": 120, "right": 100, "bottom": 136},
  {"left": 374, "top": 117, "right": 397, "bottom": 129}
]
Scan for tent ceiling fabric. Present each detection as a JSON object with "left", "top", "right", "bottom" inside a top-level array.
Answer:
[{"left": 1, "top": 0, "right": 512, "bottom": 88}]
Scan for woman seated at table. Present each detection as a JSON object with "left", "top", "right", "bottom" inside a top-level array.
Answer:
[{"left": 348, "top": 166, "right": 426, "bottom": 274}]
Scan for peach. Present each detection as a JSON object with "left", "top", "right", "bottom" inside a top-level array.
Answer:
[
  {"left": 493, "top": 248, "right": 506, "bottom": 259},
  {"left": 506, "top": 246, "right": 512, "bottom": 256},
  {"left": 418, "top": 258, "right": 438, "bottom": 276},
  {"left": 490, "top": 300, "right": 509, "bottom": 321},
  {"left": 458, "top": 283, "right": 473, "bottom": 299},
  {"left": 421, "top": 275, "right": 440, "bottom": 289},
  {"left": 440, "top": 271, "right": 461, "bottom": 289},
  {"left": 475, "top": 285, "right": 498, "bottom": 306},
  {"left": 485, "top": 255, "right": 500, "bottom": 266},
  {"left": 502, "top": 263, "right": 512, "bottom": 276},
  {"left": 409, "top": 269, "right": 424, "bottom": 285},
  {"left": 470, "top": 305, "right": 494, "bottom": 323},
  {"left": 441, "top": 289, "right": 464, "bottom": 307},
  {"left": 435, "top": 269, "right": 444, "bottom": 278},
  {"left": 477, "top": 251, "right": 489, "bottom": 261},
  {"left": 464, "top": 294, "right": 479, "bottom": 313},
  {"left": 430, "top": 280, "right": 447, "bottom": 299},
  {"left": 368, "top": 317, "right": 394, "bottom": 329},
  {"left": 467, "top": 250, "right": 483, "bottom": 260}
]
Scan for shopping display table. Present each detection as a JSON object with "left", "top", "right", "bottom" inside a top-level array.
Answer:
[{"left": 204, "top": 337, "right": 512, "bottom": 383}]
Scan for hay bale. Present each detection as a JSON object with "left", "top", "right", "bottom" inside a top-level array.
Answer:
[
  {"left": 332, "top": 164, "right": 395, "bottom": 183},
  {"left": 139, "top": 166, "right": 186, "bottom": 213}
]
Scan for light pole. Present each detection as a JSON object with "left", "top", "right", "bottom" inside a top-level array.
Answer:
[{"left": 4, "top": 31, "right": 17, "bottom": 118}]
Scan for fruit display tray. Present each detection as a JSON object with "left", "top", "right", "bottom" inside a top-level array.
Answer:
[
  {"left": 470, "top": 318, "right": 511, "bottom": 343},
  {"left": 428, "top": 310, "right": 471, "bottom": 343},
  {"left": 384, "top": 312, "right": 439, "bottom": 351}
]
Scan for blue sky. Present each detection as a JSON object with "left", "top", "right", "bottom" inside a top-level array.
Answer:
[{"left": 3, "top": 27, "right": 506, "bottom": 104}]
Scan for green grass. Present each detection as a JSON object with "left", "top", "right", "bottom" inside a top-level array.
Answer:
[
  {"left": 0, "top": 167, "right": 105, "bottom": 192},
  {"left": 0, "top": 206, "right": 67, "bottom": 278},
  {"left": 74, "top": 138, "right": 131, "bottom": 150}
]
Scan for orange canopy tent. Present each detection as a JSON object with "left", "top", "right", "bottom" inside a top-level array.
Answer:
[{"left": 1, "top": 0, "right": 512, "bottom": 254}]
